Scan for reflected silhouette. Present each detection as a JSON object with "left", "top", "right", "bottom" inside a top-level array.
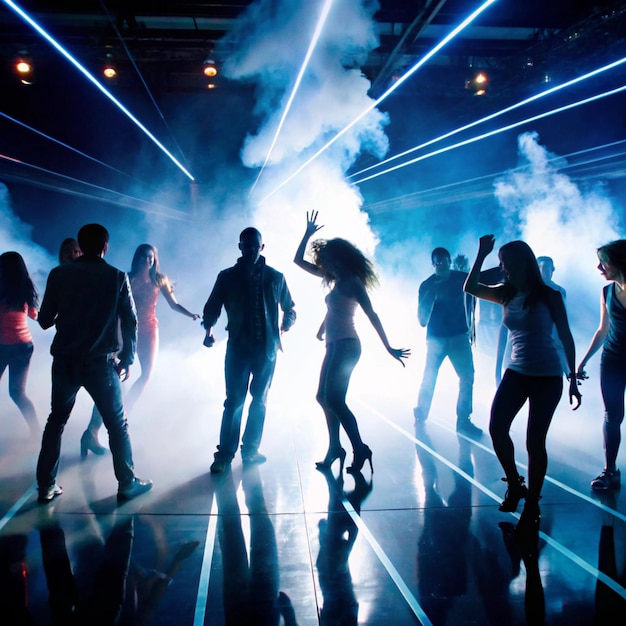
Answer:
[
  {"left": 0, "top": 533, "right": 34, "bottom": 625},
  {"left": 498, "top": 522, "right": 545, "bottom": 625},
  {"left": 214, "top": 465, "right": 297, "bottom": 625},
  {"left": 38, "top": 507, "right": 133, "bottom": 625},
  {"left": 592, "top": 490, "right": 626, "bottom": 624},
  {"left": 316, "top": 467, "right": 372, "bottom": 626},
  {"left": 414, "top": 423, "right": 473, "bottom": 624}
]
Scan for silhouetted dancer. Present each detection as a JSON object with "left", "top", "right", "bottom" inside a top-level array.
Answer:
[
  {"left": 414, "top": 246, "right": 481, "bottom": 436},
  {"left": 36, "top": 224, "right": 152, "bottom": 503},
  {"left": 294, "top": 211, "right": 409, "bottom": 474},
  {"left": 465, "top": 235, "right": 581, "bottom": 535},
  {"left": 204, "top": 227, "right": 296, "bottom": 473}
]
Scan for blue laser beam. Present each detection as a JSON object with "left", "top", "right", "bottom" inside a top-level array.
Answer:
[
  {"left": 250, "top": 0, "right": 334, "bottom": 194},
  {"left": 351, "top": 84, "right": 626, "bottom": 185},
  {"left": 3, "top": 0, "right": 195, "bottom": 181},
  {"left": 349, "top": 56, "right": 626, "bottom": 179},
  {"left": 260, "top": 0, "right": 499, "bottom": 201}
]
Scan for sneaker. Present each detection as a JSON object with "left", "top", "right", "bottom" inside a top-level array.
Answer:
[
  {"left": 242, "top": 452, "right": 267, "bottom": 465},
  {"left": 456, "top": 418, "right": 483, "bottom": 438},
  {"left": 591, "top": 469, "right": 621, "bottom": 491},
  {"left": 38, "top": 483, "right": 63, "bottom": 504},
  {"left": 210, "top": 459, "right": 230, "bottom": 474},
  {"left": 117, "top": 478, "right": 153, "bottom": 502}
]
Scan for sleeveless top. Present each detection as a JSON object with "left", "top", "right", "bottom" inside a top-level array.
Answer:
[
  {"left": 130, "top": 275, "right": 160, "bottom": 333},
  {"left": 324, "top": 285, "right": 358, "bottom": 344},
  {"left": 503, "top": 294, "right": 561, "bottom": 376},
  {"left": 603, "top": 283, "right": 626, "bottom": 359},
  {"left": 0, "top": 302, "right": 36, "bottom": 344}
]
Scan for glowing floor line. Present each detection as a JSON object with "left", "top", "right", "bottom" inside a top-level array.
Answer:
[
  {"left": 342, "top": 496, "right": 434, "bottom": 626},
  {"left": 359, "top": 401, "right": 626, "bottom": 600},
  {"left": 0, "top": 483, "right": 36, "bottom": 533},
  {"left": 193, "top": 493, "right": 218, "bottom": 626}
]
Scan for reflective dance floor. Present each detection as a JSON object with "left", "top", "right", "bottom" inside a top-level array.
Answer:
[{"left": 0, "top": 342, "right": 625, "bottom": 625}]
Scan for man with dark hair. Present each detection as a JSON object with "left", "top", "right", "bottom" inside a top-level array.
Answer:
[
  {"left": 203, "top": 227, "right": 296, "bottom": 473},
  {"left": 415, "top": 247, "right": 482, "bottom": 436},
  {"left": 36, "top": 223, "right": 152, "bottom": 503}
]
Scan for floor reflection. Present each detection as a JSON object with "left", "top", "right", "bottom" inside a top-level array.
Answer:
[{"left": 214, "top": 466, "right": 297, "bottom": 626}]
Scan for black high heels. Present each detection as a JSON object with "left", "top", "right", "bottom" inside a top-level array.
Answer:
[
  {"left": 80, "top": 430, "right": 107, "bottom": 459},
  {"left": 315, "top": 446, "right": 346, "bottom": 471},
  {"left": 347, "top": 444, "right": 373, "bottom": 474},
  {"left": 498, "top": 475, "right": 528, "bottom": 512}
]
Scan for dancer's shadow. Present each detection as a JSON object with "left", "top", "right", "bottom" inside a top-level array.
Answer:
[
  {"left": 414, "top": 423, "right": 474, "bottom": 625},
  {"left": 316, "top": 466, "right": 372, "bottom": 626},
  {"left": 214, "top": 465, "right": 297, "bottom": 625},
  {"left": 592, "top": 489, "right": 626, "bottom": 624}
]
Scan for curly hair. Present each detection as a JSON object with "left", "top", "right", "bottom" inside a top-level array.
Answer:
[
  {"left": 310, "top": 238, "right": 378, "bottom": 289},
  {"left": 129, "top": 244, "right": 171, "bottom": 291},
  {"left": 0, "top": 252, "right": 38, "bottom": 310}
]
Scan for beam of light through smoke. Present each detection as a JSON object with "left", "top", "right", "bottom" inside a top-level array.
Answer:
[
  {"left": 259, "top": 0, "right": 499, "bottom": 201},
  {"left": 2, "top": 0, "right": 195, "bottom": 182},
  {"left": 0, "top": 111, "right": 155, "bottom": 185},
  {"left": 351, "top": 84, "right": 626, "bottom": 185},
  {"left": 0, "top": 152, "right": 192, "bottom": 220},
  {"left": 348, "top": 56, "right": 626, "bottom": 179},
  {"left": 249, "top": 0, "right": 334, "bottom": 194}
]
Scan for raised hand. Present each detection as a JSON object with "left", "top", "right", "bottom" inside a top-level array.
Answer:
[
  {"left": 478, "top": 234, "right": 495, "bottom": 257},
  {"left": 305, "top": 210, "right": 324, "bottom": 238}
]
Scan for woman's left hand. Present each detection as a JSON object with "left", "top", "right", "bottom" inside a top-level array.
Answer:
[
  {"left": 569, "top": 377, "right": 582, "bottom": 410},
  {"left": 389, "top": 347, "right": 411, "bottom": 366}
]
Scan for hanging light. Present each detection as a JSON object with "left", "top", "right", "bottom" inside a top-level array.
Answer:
[
  {"left": 465, "top": 70, "right": 489, "bottom": 96},
  {"left": 202, "top": 59, "right": 218, "bottom": 78},
  {"left": 14, "top": 52, "right": 34, "bottom": 84},
  {"left": 102, "top": 52, "right": 117, "bottom": 80}
]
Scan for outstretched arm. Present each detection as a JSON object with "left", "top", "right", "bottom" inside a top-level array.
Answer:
[
  {"left": 162, "top": 286, "right": 200, "bottom": 320},
  {"left": 351, "top": 280, "right": 410, "bottom": 366},
  {"left": 294, "top": 211, "right": 325, "bottom": 277}
]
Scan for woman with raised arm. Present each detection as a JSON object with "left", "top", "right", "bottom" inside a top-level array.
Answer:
[
  {"left": 577, "top": 240, "right": 626, "bottom": 491},
  {"left": 0, "top": 252, "right": 40, "bottom": 436},
  {"left": 464, "top": 235, "right": 581, "bottom": 532},
  {"left": 294, "top": 211, "right": 410, "bottom": 474},
  {"left": 80, "top": 243, "right": 200, "bottom": 455}
]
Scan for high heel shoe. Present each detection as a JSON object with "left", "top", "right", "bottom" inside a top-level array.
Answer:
[
  {"left": 80, "top": 430, "right": 107, "bottom": 459},
  {"left": 315, "top": 446, "right": 346, "bottom": 471},
  {"left": 346, "top": 444, "right": 373, "bottom": 474},
  {"left": 498, "top": 476, "right": 528, "bottom": 512}
]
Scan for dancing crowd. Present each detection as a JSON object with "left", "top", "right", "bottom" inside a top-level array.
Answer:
[{"left": 1, "top": 217, "right": 624, "bottom": 534}]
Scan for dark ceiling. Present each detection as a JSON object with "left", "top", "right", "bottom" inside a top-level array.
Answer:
[{"left": 1, "top": 0, "right": 625, "bottom": 229}]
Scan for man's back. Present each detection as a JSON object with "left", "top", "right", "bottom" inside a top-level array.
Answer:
[{"left": 39, "top": 256, "right": 136, "bottom": 362}]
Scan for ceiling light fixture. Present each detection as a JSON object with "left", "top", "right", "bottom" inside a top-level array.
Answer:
[
  {"left": 14, "top": 51, "right": 34, "bottom": 84},
  {"left": 202, "top": 59, "right": 218, "bottom": 78}
]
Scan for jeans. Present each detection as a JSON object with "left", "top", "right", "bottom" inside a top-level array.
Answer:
[
  {"left": 215, "top": 345, "right": 277, "bottom": 461},
  {"left": 416, "top": 333, "right": 474, "bottom": 421},
  {"left": 600, "top": 353, "right": 626, "bottom": 469},
  {"left": 0, "top": 342, "right": 38, "bottom": 430},
  {"left": 37, "top": 356, "right": 136, "bottom": 490}
]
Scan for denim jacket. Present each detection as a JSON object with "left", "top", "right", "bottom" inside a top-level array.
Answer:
[
  {"left": 38, "top": 255, "right": 137, "bottom": 366},
  {"left": 202, "top": 256, "right": 296, "bottom": 359}
]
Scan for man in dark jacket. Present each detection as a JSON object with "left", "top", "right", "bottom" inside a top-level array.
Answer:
[
  {"left": 203, "top": 227, "right": 296, "bottom": 473},
  {"left": 36, "top": 223, "right": 152, "bottom": 503}
]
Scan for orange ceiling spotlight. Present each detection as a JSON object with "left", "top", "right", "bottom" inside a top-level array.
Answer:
[
  {"left": 202, "top": 59, "right": 218, "bottom": 78},
  {"left": 465, "top": 70, "right": 488, "bottom": 96},
  {"left": 102, "top": 53, "right": 117, "bottom": 80},
  {"left": 14, "top": 53, "right": 34, "bottom": 84}
]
